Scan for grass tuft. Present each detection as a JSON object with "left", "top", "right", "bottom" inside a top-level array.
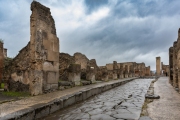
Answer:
[{"left": 2, "top": 91, "right": 30, "bottom": 97}]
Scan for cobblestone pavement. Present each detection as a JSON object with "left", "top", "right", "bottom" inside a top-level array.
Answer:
[
  {"left": 148, "top": 77, "right": 180, "bottom": 120},
  {"left": 44, "top": 79, "right": 153, "bottom": 120}
]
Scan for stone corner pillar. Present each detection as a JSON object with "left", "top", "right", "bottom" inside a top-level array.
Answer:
[
  {"left": 68, "top": 64, "right": 81, "bottom": 86},
  {"left": 86, "top": 66, "right": 96, "bottom": 83},
  {"left": 29, "top": 1, "right": 59, "bottom": 95}
]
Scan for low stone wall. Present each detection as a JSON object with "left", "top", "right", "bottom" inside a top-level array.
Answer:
[{"left": 0, "top": 78, "right": 136, "bottom": 120}]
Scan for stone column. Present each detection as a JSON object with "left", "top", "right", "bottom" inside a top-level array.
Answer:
[
  {"left": 68, "top": 64, "right": 81, "bottom": 86},
  {"left": 120, "top": 64, "right": 124, "bottom": 78},
  {"left": 124, "top": 65, "right": 128, "bottom": 78},
  {"left": 86, "top": 66, "right": 96, "bottom": 83},
  {"left": 156, "top": 57, "right": 161, "bottom": 76},
  {"left": 169, "top": 47, "right": 173, "bottom": 85}
]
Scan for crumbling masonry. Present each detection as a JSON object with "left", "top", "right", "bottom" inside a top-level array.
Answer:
[
  {"left": 169, "top": 28, "right": 180, "bottom": 91},
  {"left": 4, "top": 1, "right": 59, "bottom": 95},
  {"left": 3, "top": 1, "right": 152, "bottom": 95}
]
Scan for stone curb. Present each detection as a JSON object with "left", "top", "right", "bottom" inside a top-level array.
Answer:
[{"left": 0, "top": 78, "right": 136, "bottom": 120}]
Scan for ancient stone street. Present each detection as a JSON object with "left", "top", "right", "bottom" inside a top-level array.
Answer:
[
  {"left": 44, "top": 79, "right": 153, "bottom": 120},
  {"left": 148, "top": 77, "right": 180, "bottom": 120}
]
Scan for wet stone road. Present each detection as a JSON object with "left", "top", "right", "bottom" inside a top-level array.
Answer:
[{"left": 44, "top": 79, "right": 153, "bottom": 120}]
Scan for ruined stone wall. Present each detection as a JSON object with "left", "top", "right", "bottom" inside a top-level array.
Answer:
[
  {"left": 169, "top": 47, "right": 173, "bottom": 84},
  {"left": 74, "top": 52, "right": 89, "bottom": 70},
  {"left": 4, "top": 1, "right": 60, "bottom": 95},
  {"left": 106, "top": 64, "right": 113, "bottom": 70},
  {"left": 3, "top": 44, "right": 30, "bottom": 91},
  {"left": 0, "top": 42, "right": 4, "bottom": 83},
  {"left": 30, "top": 1, "right": 59, "bottom": 95},
  {"left": 96, "top": 66, "right": 108, "bottom": 81},
  {"left": 162, "top": 64, "right": 169, "bottom": 75},
  {"left": 59, "top": 53, "right": 75, "bottom": 81},
  {"left": 177, "top": 29, "right": 180, "bottom": 89},
  {"left": 145, "top": 66, "right": 151, "bottom": 76},
  {"left": 173, "top": 42, "right": 178, "bottom": 88},
  {"left": 134, "top": 63, "right": 146, "bottom": 77}
]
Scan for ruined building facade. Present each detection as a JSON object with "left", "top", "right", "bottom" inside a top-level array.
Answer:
[
  {"left": 3, "top": 1, "right": 152, "bottom": 95},
  {"left": 0, "top": 42, "right": 4, "bottom": 83},
  {"left": 3, "top": 1, "right": 59, "bottom": 95},
  {"left": 169, "top": 28, "right": 180, "bottom": 91}
]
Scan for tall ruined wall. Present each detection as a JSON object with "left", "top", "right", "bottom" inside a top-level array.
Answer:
[
  {"left": 4, "top": 1, "right": 59, "bottom": 95},
  {"left": 169, "top": 47, "right": 173, "bottom": 84},
  {"left": 173, "top": 42, "right": 178, "bottom": 87},
  {"left": 59, "top": 53, "right": 75, "bottom": 81},
  {"left": 0, "top": 42, "right": 3, "bottom": 83},
  {"left": 29, "top": 1, "right": 59, "bottom": 95}
]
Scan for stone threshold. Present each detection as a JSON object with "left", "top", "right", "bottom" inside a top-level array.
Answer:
[{"left": 0, "top": 77, "right": 137, "bottom": 120}]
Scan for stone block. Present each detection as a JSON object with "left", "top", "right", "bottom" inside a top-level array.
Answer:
[
  {"left": 63, "top": 95, "right": 76, "bottom": 107},
  {"left": 81, "top": 90, "right": 88, "bottom": 100},
  {"left": 53, "top": 39, "right": 59, "bottom": 52},
  {"left": 86, "top": 73, "right": 96, "bottom": 83},
  {"left": 43, "top": 39, "right": 51, "bottom": 50},
  {"left": 47, "top": 50, "right": 59, "bottom": 62},
  {"left": 47, "top": 71, "right": 57, "bottom": 84},
  {"left": 68, "top": 64, "right": 81, "bottom": 73},
  {"left": 68, "top": 73, "right": 81, "bottom": 86},
  {"left": 75, "top": 92, "right": 83, "bottom": 103},
  {"left": 34, "top": 104, "right": 50, "bottom": 119},
  {"left": 49, "top": 99, "right": 63, "bottom": 114},
  {"left": 113, "top": 74, "right": 117, "bottom": 79},
  {"left": 29, "top": 70, "right": 43, "bottom": 95}
]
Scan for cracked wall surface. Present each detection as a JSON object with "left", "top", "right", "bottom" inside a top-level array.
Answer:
[{"left": 4, "top": 1, "right": 59, "bottom": 95}]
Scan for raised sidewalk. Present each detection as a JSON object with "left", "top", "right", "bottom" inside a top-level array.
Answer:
[{"left": 0, "top": 77, "right": 137, "bottom": 120}]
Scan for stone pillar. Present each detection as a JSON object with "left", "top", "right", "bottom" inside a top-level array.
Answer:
[
  {"left": 68, "top": 64, "right": 81, "bottom": 86},
  {"left": 173, "top": 42, "right": 178, "bottom": 88},
  {"left": 169, "top": 47, "right": 173, "bottom": 85},
  {"left": 86, "top": 66, "right": 96, "bottom": 83},
  {"left": 124, "top": 65, "right": 128, "bottom": 78},
  {"left": 156, "top": 57, "right": 161, "bottom": 76},
  {"left": 0, "top": 42, "right": 3, "bottom": 83},
  {"left": 120, "top": 64, "right": 124, "bottom": 78},
  {"left": 113, "top": 72, "right": 118, "bottom": 80},
  {"left": 129, "top": 65, "right": 134, "bottom": 78},
  {"left": 29, "top": 1, "right": 59, "bottom": 95}
]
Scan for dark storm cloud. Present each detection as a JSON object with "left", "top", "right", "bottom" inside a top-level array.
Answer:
[
  {"left": 84, "top": 0, "right": 109, "bottom": 13},
  {"left": 0, "top": 0, "right": 179, "bottom": 70}
]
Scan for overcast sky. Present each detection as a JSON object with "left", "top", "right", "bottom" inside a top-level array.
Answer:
[{"left": 0, "top": 0, "right": 179, "bottom": 70}]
